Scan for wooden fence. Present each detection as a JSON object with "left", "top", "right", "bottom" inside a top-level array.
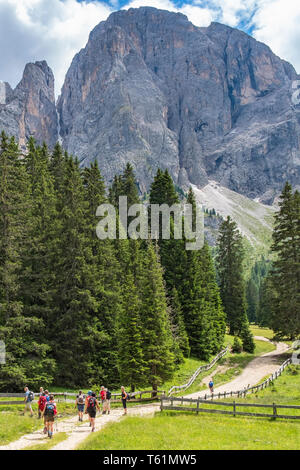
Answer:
[
  {"left": 0, "top": 389, "right": 165, "bottom": 405},
  {"left": 200, "top": 357, "right": 292, "bottom": 401},
  {"left": 168, "top": 346, "right": 229, "bottom": 396},
  {"left": 160, "top": 396, "right": 300, "bottom": 420}
]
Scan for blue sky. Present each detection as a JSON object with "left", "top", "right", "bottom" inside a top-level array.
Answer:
[{"left": 0, "top": 0, "right": 299, "bottom": 96}]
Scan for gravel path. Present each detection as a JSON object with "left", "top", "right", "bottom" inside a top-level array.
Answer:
[{"left": 0, "top": 337, "right": 289, "bottom": 451}]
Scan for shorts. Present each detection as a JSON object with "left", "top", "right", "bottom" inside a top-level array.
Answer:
[
  {"left": 77, "top": 404, "right": 84, "bottom": 412},
  {"left": 87, "top": 409, "right": 96, "bottom": 418},
  {"left": 122, "top": 399, "right": 127, "bottom": 409},
  {"left": 44, "top": 415, "right": 55, "bottom": 422},
  {"left": 25, "top": 402, "right": 32, "bottom": 410}
]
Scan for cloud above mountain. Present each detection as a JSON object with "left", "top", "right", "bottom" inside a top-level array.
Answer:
[{"left": 0, "top": 0, "right": 299, "bottom": 97}]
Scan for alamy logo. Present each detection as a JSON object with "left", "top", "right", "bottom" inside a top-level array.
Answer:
[
  {"left": 292, "top": 80, "right": 300, "bottom": 106},
  {"left": 0, "top": 341, "right": 5, "bottom": 364},
  {"left": 96, "top": 196, "right": 204, "bottom": 250}
]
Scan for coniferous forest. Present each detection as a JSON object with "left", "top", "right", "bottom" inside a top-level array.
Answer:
[{"left": 0, "top": 132, "right": 299, "bottom": 392}]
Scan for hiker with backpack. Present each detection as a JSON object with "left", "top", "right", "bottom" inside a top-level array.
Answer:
[
  {"left": 76, "top": 390, "right": 85, "bottom": 422},
  {"left": 23, "top": 386, "right": 34, "bottom": 417},
  {"left": 85, "top": 392, "right": 100, "bottom": 432},
  {"left": 121, "top": 386, "right": 129, "bottom": 415},
  {"left": 42, "top": 394, "right": 57, "bottom": 439},
  {"left": 38, "top": 392, "right": 47, "bottom": 420}
]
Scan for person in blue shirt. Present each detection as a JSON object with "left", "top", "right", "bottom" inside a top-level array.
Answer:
[{"left": 208, "top": 379, "right": 214, "bottom": 394}]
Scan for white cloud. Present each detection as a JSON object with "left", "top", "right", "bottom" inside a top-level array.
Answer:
[
  {"left": 0, "top": 0, "right": 112, "bottom": 96},
  {"left": 252, "top": 0, "right": 300, "bottom": 73}
]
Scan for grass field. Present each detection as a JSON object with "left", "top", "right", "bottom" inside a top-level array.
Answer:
[
  {"left": 77, "top": 366, "right": 300, "bottom": 451},
  {"left": 77, "top": 411, "right": 300, "bottom": 450}
]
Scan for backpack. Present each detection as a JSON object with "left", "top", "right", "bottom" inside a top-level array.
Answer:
[
  {"left": 39, "top": 396, "right": 46, "bottom": 407},
  {"left": 87, "top": 396, "right": 96, "bottom": 410},
  {"left": 28, "top": 391, "right": 34, "bottom": 402},
  {"left": 106, "top": 390, "right": 111, "bottom": 400},
  {"left": 78, "top": 394, "right": 84, "bottom": 405},
  {"left": 45, "top": 402, "right": 55, "bottom": 416},
  {"left": 126, "top": 392, "right": 131, "bottom": 401},
  {"left": 209, "top": 381, "right": 214, "bottom": 388}
]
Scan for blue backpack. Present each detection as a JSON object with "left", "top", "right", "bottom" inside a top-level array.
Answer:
[{"left": 45, "top": 402, "right": 55, "bottom": 416}]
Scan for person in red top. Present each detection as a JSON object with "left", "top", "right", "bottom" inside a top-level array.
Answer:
[
  {"left": 100, "top": 386, "right": 107, "bottom": 414},
  {"left": 42, "top": 395, "right": 57, "bottom": 439},
  {"left": 38, "top": 392, "right": 47, "bottom": 419}
]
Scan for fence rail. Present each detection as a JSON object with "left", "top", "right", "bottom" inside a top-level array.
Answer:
[
  {"left": 168, "top": 346, "right": 229, "bottom": 396},
  {"left": 160, "top": 396, "right": 300, "bottom": 420},
  {"left": 201, "top": 357, "right": 292, "bottom": 401}
]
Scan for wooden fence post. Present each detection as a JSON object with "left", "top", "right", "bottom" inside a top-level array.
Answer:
[
  {"left": 233, "top": 401, "right": 236, "bottom": 417},
  {"left": 160, "top": 396, "right": 163, "bottom": 411},
  {"left": 273, "top": 403, "right": 277, "bottom": 420},
  {"left": 197, "top": 398, "right": 200, "bottom": 415}
]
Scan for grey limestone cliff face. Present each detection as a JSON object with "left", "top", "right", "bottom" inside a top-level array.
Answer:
[
  {"left": 0, "top": 60, "right": 58, "bottom": 149},
  {"left": 58, "top": 7, "right": 300, "bottom": 201}
]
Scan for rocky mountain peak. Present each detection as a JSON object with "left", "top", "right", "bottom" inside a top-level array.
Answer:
[
  {"left": 57, "top": 7, "right": 300, "bottom": 202},
  {"left": 0, "top": 60, "right": 57, "bottom": 149}
]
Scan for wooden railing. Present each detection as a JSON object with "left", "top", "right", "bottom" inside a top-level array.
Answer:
[
  {"left": 200, "top": 357, "right": 292, "bottom": 401},
  {"left": 160, "top": 395, "right": 300, "bottom": 420},
  {"left": 168, "top": 346, "right": 229, "bottom": 396}
]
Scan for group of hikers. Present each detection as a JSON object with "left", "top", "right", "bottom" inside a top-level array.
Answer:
[{"left": 23, "top": 385, "right": 131, "bottom": 437}]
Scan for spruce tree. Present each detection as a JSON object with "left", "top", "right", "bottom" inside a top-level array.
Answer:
[
  {"left": 140, "top": 242, "right": 176, "bottom": 393},
  {"left": 0, "top": 133, "right": 55, "bottom": 390},
  {"left": 269, "top": 182, "right": 300, "bottom": 337},
  {"left": 117, "top": 273, "right": 145, "bottom": 391},
  {"left": 216, "top": 216, "right": 254, "bottom": 352}
]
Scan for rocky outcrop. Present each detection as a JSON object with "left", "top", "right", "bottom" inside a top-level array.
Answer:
[
  {"left": 57, "top": 7, "right": 300, "bottom": 201},
  {"left": 0, "top": 60, "right": 58, "bottom": 149}
]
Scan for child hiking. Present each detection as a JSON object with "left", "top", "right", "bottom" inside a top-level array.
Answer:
[
  {"left": 85, "top": 392, "right": 100, "bottom": 432},
  {"left": 209, "top": 379, "right": 214, "bottom": 394},
  {"left": 42, "top": 394, "right": 57, "bottom": 439}
]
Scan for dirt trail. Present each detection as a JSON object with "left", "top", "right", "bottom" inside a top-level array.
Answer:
[
  {"left": 185, "top": 339, "right": 289, "bottom": 399},
  {"left": 0, "top": 337, "right": 290, "bottom": 451}
]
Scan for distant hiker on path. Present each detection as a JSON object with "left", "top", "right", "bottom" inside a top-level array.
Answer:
[
  {"left": 100, "top": 386, "right": 107, "bottom": 414},
  {"left": 121, "top": 386, "right": 128, "bottom": 415},
  {"left": 38, "top": 392, "right": 47, "bottom": 420},
  {"left": 209, "top": 379, "right": 214, "bottom": 394},
  {"left": 23, "top": 386, "right": 34, "bottom": 417},
  {"left": 76, "top": 390, "right": 85, "bottom": 422},
  {"left": 85, "top": 392, "right": 100, "bottom": 432},
  {"left": 42, "top": 394, "right": 57, "bottom": 439}
]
